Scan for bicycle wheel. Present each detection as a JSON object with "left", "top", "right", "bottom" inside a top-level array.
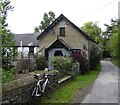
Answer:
[
  {"left": 27, "top": 84, "right": 42, "bottom": 104},
  {"left": 42, "top": 81, "right": 53, "bottom": 99}
]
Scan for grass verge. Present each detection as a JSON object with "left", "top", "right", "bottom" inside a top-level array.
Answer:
[
  {"left": 40, "top": 64, "right": 101, "bottom": 103},
  {"left": 112, "top": 60, "right": 120, "bottom": 68}
]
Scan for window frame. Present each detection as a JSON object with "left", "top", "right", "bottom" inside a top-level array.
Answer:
[{"left": 59, "top": 27, "right": 65, "bottom": 36}]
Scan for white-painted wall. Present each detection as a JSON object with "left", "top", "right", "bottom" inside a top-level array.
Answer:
[{"left": 17, "top": 46, "right": 39, "bottom": 58}]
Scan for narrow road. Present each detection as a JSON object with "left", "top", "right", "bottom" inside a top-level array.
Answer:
[{"left": 81, "top": 60, "right": 119, "bottom": 103}]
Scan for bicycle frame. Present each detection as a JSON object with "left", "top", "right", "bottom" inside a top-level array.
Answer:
[
  {"left": 32, "top": 79, "right": 43, "bottom": 97},
  {"left": 32, "top": 72, "right": 50, "bottom": 97},
  {"left": 42, "top": 78, "right": 49, "bottom": 92}
]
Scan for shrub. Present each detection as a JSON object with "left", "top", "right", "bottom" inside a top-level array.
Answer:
[
  {"left": 89, "top": 45, "right": 101, "bottom": 69},
  {"left": 35, "top": 54, "right": 47, "bottom": 70},
  {"left": 16, "top": 59, "right": 29, "bottom": 73},
  {"left": 1, "top": 68, "right": 15, "bottom": 83},
  {"left": 71, "top": 50, "right": 89, "bottom": 74},
  {"left": 102, "top": 48, "right": 111, "bottom": 58},
  {"left": 51, "top": 56, "right": 76, "bottom": 76}
]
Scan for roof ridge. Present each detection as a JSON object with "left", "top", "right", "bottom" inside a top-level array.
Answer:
[
  {"left": 14, "top": 32, "right": 40, "bottom": 35},
  {"left": 37, "top": 14, "right": 97, "bottom": 44}
]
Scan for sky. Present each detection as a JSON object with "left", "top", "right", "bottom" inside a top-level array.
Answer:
[{"left": 7, "top": 0, "right": 119, "bottom": 34}]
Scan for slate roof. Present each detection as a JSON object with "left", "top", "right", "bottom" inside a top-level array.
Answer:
[
  {"left": 37, "top": 14, "right": 97, "bottom": 44},
  {"left": 14, "top": 33, "right": 40, "bottom": 47}
]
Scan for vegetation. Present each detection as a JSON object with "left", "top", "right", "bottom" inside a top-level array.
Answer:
[
  {"left": 103, "top": 19, "right": 120, "bottom": 64},
  {"left": 71, "top": 50, "right": 89, "bottom": 74},
  {"left": 1, "top": 0, "right": 16, "bottom": 70},
  {"left": 112, "top": 60, "right": 120, "bottom": 68},
  {"left": 40, "top": 64, "right": 101, "bottom": 103},
  {"left": 80, "top": 21, "right": 103, "bottom": 69},
  {"left": 1, "top": 0, "right": 16, "bottom": 83},
  {"left": 34, "top": 11, "right": 56, "bottom": 32},
  {"left": 51, "top": 56, "right": 76, "bottom": 76},
  {"left": 81, "top": 21, "right": 103, "bottom": 44},
  {"left": 35, "top": 54, "right": 47, "bottom": 70},
  {"left": 1, "top": 68, "right": 15, "bottom": 83},
  {"left": 89, "top": 45, "right": 102, "bottom": 69}
]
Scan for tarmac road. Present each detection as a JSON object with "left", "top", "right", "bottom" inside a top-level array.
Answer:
[{"left": 81, "top": 60, "right": 119, "bottom": 104}]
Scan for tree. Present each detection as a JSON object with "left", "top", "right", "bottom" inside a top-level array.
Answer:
[
  {"left": 104, "top": 19, "right": 120, "bottom": 60},
  {"left": 89, "top": 45, "right": 101, "bottom": 69},
  {"left": 0, "top": 1, "right": 2, "bottom": 68},
  {"left": 102, "top": 19, "right": 118, "bottom": 38},
  {"left": 34, "top": 11, "right": 56, "bottom": 33},
  {"left": 81, "top": 21, "right": 102, "bottom": 43},
  {"left": 1, "top": 0, "right": 15, "bottom": 70},
  {"left": 81, "top": 21, "right": 102, "bottom": 68}
]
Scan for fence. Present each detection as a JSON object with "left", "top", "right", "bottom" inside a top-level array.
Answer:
[{"left": 15, "top": 53, "right": 36, "bottom": 73}]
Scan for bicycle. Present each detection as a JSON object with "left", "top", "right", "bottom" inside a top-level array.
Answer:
[
  {"left": 32, "top": 68, "right": 52, "bottom": 97},
  {"left": 28, "top": 69, "right": 58, "bottom": 104}
]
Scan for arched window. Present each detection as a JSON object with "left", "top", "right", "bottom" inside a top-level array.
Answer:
[{"left": 54, "top": 50, "right": 63, "bottom": 56}]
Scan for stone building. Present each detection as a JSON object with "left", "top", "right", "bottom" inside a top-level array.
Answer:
[{"left": 37, "top": 14, "right": 97, "bottom": 69}]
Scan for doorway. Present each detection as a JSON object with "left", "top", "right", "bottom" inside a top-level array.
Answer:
[{"left": 54, "top": 50, "right": 63, "bottom": 56}]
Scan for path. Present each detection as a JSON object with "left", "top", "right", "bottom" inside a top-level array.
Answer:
[{"left": 81, "top": 60, "right": 119, "bottom": 103}]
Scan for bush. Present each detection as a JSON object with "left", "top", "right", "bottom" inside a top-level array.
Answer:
[
  {"left": 71, "top": 50, "right": 89, "bottom": 74},
  {"left": 35, "top": 54, "right": 47, "bottom": 70},
  {"left": 16, "top": 59, "right": 29, "bottom": 73},
  {"left": 102, "top": 48, "right": 111, "bottom": 58},
  {"left": 90, "top": 45, "right": 101, "bottom": 69},
  {"left": 1, "top": 68, "right": 15, "bottom": 83},
  {"left": 51, "top": 56, "right": 76, "bottom": 76}
]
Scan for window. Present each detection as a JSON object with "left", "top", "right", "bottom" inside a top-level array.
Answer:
[
  {"left": 60, "top": 27, "right": 65, "bottom": 36},
  {"left": 29, "top": 46, "right": 34, "bottom": 53},
  {"left": 54, "top": 50, "right": 63, "bottom": 56},
  {"left": 83, "top": 45, "right": 86, "bottom": 50}
]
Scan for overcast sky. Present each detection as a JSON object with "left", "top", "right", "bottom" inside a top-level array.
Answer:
[{"left": 7, "top": 0, "right": 119, "bottom": 34}]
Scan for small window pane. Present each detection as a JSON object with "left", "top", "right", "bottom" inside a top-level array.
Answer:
[
  {"left": 29, "top": 47, "right": 34, "bottom": 53},
  {"left": 60, "top": 27, "right": 65, "bottom": 36}
]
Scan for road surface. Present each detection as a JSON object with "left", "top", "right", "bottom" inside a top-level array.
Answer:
[{"left": 81, "top": 60, "right": 119, "bottom": 104}]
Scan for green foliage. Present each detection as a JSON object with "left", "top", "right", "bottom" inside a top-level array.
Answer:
[
  {"left": 102, "top": 48, "right": 111, "bottom": 58},
  {"left": 1, "top": 0, "right": 16, "bottom": 70},
  {"left": 104, "top": 19, "right": 120, "bottom": 60},
  {"left": 112, "top": 60, "right": 120, "bottom": 68},
  {"left": 81, "top": 21, "right": 102, "bottom": 43},
  {"left": 103, "top": 19, "right": 118, "bottom": 38},
  {"left": 90, "top": 45, "right": 101, "bottom": 69},
  {"left": 51, "top": 56, "right": 76, "bottom": 76},
  {"left": 107, "top": 32, "right": 119, "bottom": 59},
  {"left": 41, "top": 64, "right": 101, "bottom": 103},
  {"left": 34, "top": 11, "right": 56, "bottom": 32},
  {"left": 35, "top": 54, "right": 47, "bottom": 70},
  {"left": 1, "top": 68, "right": 15, "bottom": 83}
]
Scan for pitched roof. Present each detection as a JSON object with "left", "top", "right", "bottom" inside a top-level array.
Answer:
[
  {"left": 37, "top": 14, "right": 97, "bottom": 44},
  {"left": 47, "top": 38, "right": 72, "bottom": 50},
  {"left": 14, "top": 33, "right": 40, "bottom": 47}
]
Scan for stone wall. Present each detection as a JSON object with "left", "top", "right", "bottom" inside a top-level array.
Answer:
[{"left": 2, "top": 70, "right": 58, "bottom": 104}]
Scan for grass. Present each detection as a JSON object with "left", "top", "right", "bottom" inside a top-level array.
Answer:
[
  {"left": 34, "top": 70, "right": 44, "bottom": 74},
  {"left": 40, "top": 64, "right": 101, "bottom": 103},
  {"left": 112, "top": 59, "right": 120, "bottom": 68}
]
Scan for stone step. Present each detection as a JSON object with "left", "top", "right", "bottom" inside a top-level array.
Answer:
[{"left": 58, "top": 76, "right": 72, "bottom": 84}]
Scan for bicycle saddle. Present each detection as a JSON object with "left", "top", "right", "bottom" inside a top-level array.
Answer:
[{"left": 34, "top": 74, "right": 40, "bottom": 79}]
